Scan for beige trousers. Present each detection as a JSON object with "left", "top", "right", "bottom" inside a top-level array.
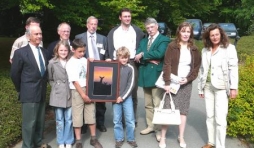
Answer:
[{"left": 143, "top": 87, "right": 164, "bottom": 131}]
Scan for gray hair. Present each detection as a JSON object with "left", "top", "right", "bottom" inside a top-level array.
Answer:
[
  {"left": 26, "top": 25, "right": 41, "bottom": 35},
  {"left": 57, "top": 22, "right": 71, "bottom": 31},
  {"left": 144, "top": 17, "right": 158, "bottom": 26},
  {"left": 87, "top": 16, "right": 98, "bottom": 24}
]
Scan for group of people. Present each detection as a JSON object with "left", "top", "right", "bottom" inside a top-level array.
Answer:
[{"left": 10, "top": 7, "right": 238, "bottom": 148}]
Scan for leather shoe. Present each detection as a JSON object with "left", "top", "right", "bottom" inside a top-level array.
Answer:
[
  {"left": 140, "top": 127, "right": 154, "bottom": 135},
  {"left": 202, "top": 144, "right": 215, "bottom": 148},
  {"left": 90, "top": 139, "right": 103, "bottom": 148},
  {"left": 40, "top": 143, "right": 52, "bottom": 148},
  {"left": 97, "top": 125, "right": 107, "bottom": 132}
]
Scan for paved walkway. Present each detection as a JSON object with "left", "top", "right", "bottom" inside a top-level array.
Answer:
[{"left": 13, "top": 80, "right": 248, "bottom": 148}]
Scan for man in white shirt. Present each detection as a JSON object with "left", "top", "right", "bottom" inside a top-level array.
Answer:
[{"left": 107, "top": 8, "right": 145, "bottom": 126}]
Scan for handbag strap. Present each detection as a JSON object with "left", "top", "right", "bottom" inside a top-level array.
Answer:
[{"left": 158, "top": 92, "right": 176, "bottom": 111}]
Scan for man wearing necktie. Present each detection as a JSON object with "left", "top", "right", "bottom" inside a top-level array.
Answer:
[
  {"left": 11, "top": 25, "right": 51, "bottom": 148},
  {"left": 75, "top": 16, "right": 110, "bottom": 133},
  {"left": 134, "top": 17, "right": 170, "bottom": 140}
]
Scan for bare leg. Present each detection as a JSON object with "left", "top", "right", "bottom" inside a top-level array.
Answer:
[
  {"left": 89, "top": 124, "right": 96, "bottom": 136},
  {"left": 178, "top": 115, "right": 187, "bottom": 144},
  {"left": 74, "top": 127, "right": 81, "bottom": 140},
  {"left": 159, "top": 125, "right": 168, "bottom": 146}
]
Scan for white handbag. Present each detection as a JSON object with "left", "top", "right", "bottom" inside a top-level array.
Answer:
[
  {"left": 152, "top": 92, "right": 181, "bottom": 125},
  {"left": 155, "top": 72, "right": 180, "bottom": 94}
]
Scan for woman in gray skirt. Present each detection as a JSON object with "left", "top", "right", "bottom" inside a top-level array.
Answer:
[{"left": 159, "top": 22, "right": 201, "bottom": 148}]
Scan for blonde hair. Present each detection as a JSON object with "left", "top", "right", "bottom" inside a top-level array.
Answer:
[
  {"left": 116, "top": 46, "right": 130, "bottom": 59},
  {"left": 53, "top": 40, "right": 71, "bottom": 60}
]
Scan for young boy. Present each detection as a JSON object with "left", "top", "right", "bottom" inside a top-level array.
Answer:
[
  {"left": 113, "top": 46, "right": 138, "bottom": 148},
  {"left": 66, "top": 38, "right": 103, "bottom": 148}
]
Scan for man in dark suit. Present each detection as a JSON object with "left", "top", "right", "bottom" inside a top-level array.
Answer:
[
  {"left": 47, "top": 22, "right": 71, "bottom": 60},
  {"left": 75, "top": 16, "right": 110, "bottom": 132},
  {"left": 10, "top": 25, "right": 51, "bottom": 148}
]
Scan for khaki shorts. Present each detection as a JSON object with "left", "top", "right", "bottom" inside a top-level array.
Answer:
[{"left": 71, "top": 87, "right": 95, "bottom": 127}]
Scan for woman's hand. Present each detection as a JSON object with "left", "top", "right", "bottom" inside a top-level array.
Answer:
[
  {"left": 164, "top": 85, "right": 171, "bottom": 93},
  {"left": 230, "top": 89, "right": 238, "bottom": 99},
  {"left": 179, "top": 77, "right": 187, "bottom": 85}
]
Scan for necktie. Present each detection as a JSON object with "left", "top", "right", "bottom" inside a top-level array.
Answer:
[
  {"left": 37, "top": 47, "right": 45, "bottom": 76},
  {"left": 90, "top": 35, "right": 100, "bottom": 60},
  {"left": 147, "top": 37, "right": 153, "bottom": 51}
]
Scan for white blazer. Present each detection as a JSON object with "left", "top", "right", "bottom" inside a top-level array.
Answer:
[{"left": 198, "top": 44, "right": 238, "bottom": 94}]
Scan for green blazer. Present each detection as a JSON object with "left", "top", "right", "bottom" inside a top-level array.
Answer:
[{"left": 136, "top": 34, "right": 170, "bottom": 87}]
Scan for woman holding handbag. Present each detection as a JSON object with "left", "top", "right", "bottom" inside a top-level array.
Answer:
[
  {"left": 198, "top": 23, "right": 238, "bottom": 148},
  {"left": 159, "top": 22, "right": 201, "bottom": 148}
]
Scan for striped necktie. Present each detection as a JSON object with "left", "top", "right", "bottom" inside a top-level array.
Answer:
[{"left": 37, "top": 47, "right": 45, "bottom": 76}]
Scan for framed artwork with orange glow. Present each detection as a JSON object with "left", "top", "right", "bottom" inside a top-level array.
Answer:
[{"left": 86, "top": 60, "right": 120, "bottom": 102}]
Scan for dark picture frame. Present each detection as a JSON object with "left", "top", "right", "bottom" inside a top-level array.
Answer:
[{"left": 86, "top": 60, "right": 120, "bottom": 102}]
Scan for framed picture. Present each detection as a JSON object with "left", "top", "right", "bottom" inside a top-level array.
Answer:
[{"left": 86, "top": 60, "right": 120, "bottom": 102}]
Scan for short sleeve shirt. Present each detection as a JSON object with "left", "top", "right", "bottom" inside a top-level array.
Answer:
[{"left": 66, "top": 56, "right": 87, "bottom": 89}]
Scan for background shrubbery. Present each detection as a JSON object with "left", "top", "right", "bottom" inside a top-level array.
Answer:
[{"left": 0, "top": 36, "right": 253, "bottom": 147}]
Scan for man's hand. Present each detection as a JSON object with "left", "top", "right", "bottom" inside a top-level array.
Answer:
[
  {"left": 88, "top": 58, "right": 94, "bottom": 62},
  {"left": 134, "top": 53, "right": 143, "bottom": 63},
  {"left": 105, "top": 58, "right": 112, "bottom": 62},
  {"left": 149, "top": 60, "right": 160, "bottom": 65}
]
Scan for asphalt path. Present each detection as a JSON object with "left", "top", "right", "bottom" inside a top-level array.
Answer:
[{"left": 14, "top": 80, "right": 248, "bottom": 148}]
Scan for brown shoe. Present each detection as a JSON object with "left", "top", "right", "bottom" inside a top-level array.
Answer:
[
  {"left": 202, "top": 144, "right": 215, "bottom": 148},
  {"left": 115, "top": 140, "right": 124, "bottom": 148},
  {"left": 75, "top": 143, "right": 82, "bottom": 148},
  {"left": 90, "top": 139, "right": 103, "bottom": 148},
  {"left": 40, "top": 143, "right": 52, "bottom": 148},
  {"left": 127, "top": 141, "right": 138, "bottom": 147}
]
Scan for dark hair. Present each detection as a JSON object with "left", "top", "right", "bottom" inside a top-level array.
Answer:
[
  {"left": 53, "top": 40, "right": 71, "bottom": 60},
  {"left": 202, "top": 23, "right": 229, "bottom": 48},
  {"left": 175, "top": 22, "right": 194, "bottom": 48},
  {"left": 26, "top": 17, "right": 40, "bottom": 25},
  {"left": 71, "top": 38, "right": 86, "bottom": 50},
  {"left": 119, "top": 8, "right": 131, "bottom": 17}
]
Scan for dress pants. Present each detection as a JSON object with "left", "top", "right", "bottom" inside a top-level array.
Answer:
[
  {"left": 22, "top": 102, "right": 46, "bottom": 148},
  {"left": 204, "top": 83, "right": 228, "bottom": 148},
  {"left": 143, "top": 87, "right": 163, "bottom": 131},
  {"left": 96, "top": 102, "right": 106, "bottom": 126}
]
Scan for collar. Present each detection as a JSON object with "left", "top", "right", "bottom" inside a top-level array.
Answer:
[{"left": 149, "top": 31, "right": 159, "bottom": 40}]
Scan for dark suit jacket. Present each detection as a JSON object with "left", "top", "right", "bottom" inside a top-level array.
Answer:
[
  {"left": 11, "top": 44, "right": 48, "bottom": 103},
  {"left": 75, "top": 32, "right": 109, "bottom": 60},
  {"left": 46, "top": 40, "right": 59, "bottom": 60}
]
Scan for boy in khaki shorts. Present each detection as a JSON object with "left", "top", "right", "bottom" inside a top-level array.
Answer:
[{"left": 66, "top": 38, "right": 103, "bottom": 148}]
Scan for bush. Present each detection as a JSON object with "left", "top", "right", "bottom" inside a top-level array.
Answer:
[
  {"left": 0, "top": 70, "right": 22, "bottom": 148},
  {"left": 227, "top": 56, "right": 254, "bottom": 142}
]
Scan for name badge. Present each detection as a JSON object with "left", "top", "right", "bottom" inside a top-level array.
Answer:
[
  {"left": 97, "top": 43, "right": 103, "bottom": 48},
  {"left": 100, "top": 49, "right": 105, "bottom": 55}
]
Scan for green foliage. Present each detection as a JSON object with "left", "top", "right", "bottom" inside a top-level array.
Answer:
[
  {"left": 20, "top": 0, "right": 54, "bottom": 13},
  {"left": 0, "top": 70, "right": 22, "bottom": 148},
  {"left": 235, "top": 36, "right": 254, "bottom": 62},
  {"left": 227, "top": 56, "right": 254, "bottom": 142}
]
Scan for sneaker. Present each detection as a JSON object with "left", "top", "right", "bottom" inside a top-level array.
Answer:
[
  {"left": 90, "top": 139, "right": 103, "bottom": 148},
  {"left": 59, "top": 144, "right": 65, "bottom": 148},
  {"left": 66, "top": 144, "right": 72, "bottom": 148},
  {"left": 115, "top": 141, "right": 124, "bottom": 148},
  {"left": 127, "top": 141, "right": 138, "bottom": 147},
  {"left": 75, "top": 143, "right": 82, "bottom": 148}
]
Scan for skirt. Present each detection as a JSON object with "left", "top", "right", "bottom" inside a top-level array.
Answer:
[{"left": 163, "top": 82, "right": 192, "bottom": 115}]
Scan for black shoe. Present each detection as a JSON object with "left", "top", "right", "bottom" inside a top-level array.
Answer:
[
  {"left": 81, "top": 124, "right": 87, "bottom": 134},
  {"left": 40, "top": 143, "right": 52, "bottom": 148},
  {"left": 97, "top": 125, "right": 107, "bottom": 132},
  {"left": 127, "top": 141, "right": 138, "bottom": 148}
]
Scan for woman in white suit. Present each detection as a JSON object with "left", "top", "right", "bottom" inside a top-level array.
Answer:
[{"left": 198, "top": 23, "right": 238, "bottom": 148}]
